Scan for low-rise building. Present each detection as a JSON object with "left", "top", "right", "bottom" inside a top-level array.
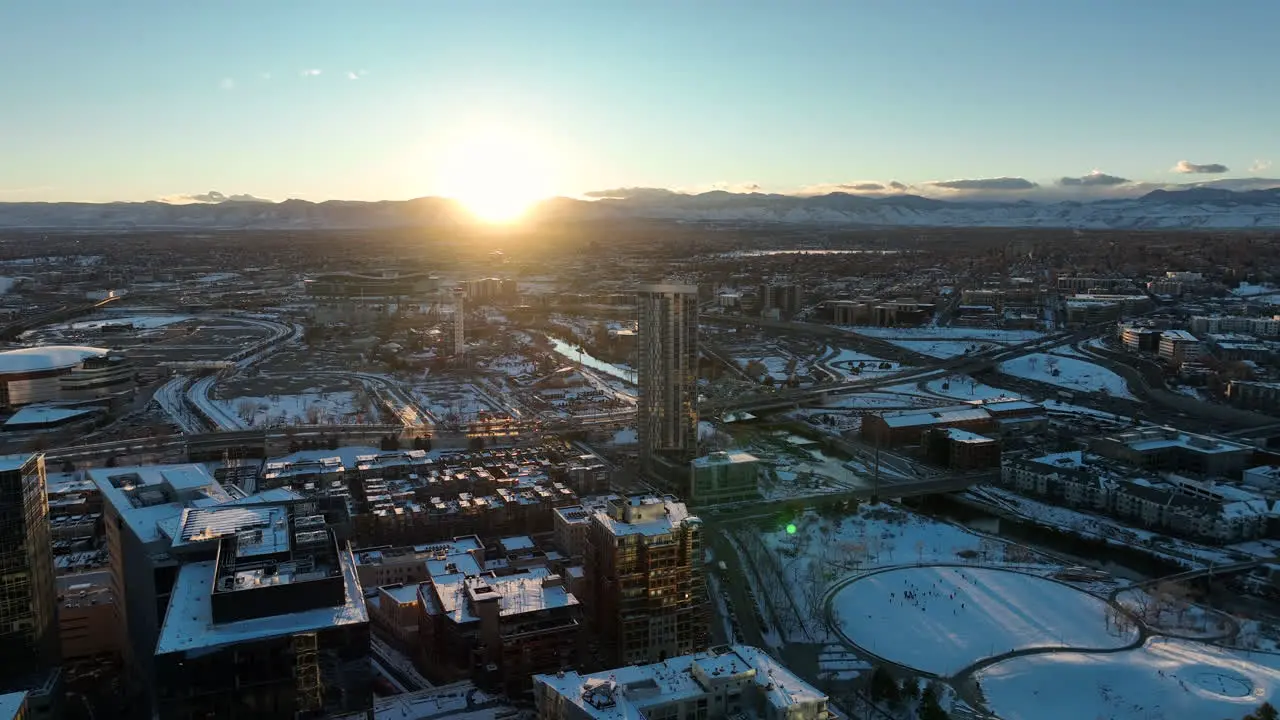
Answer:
[
  {"left": 1088, "top": 427, "right": 1254, "bottom": 478},
  {"left": 690, "top": 451, "right": 761, "bottom": 505},
  {"left": 533, "top": 644, "right": 832, "bottom": 720},
  {"left": 922, "top": 428, "right": 1001, "bottom": 471},
  {"left": 1227, "top": 380, "right": 1280, "bottom": 411}
]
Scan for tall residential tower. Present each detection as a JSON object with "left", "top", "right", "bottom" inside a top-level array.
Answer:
[
  {"left": 0, "top": 454, "right": 61, "bottom": 718},
  {"left": 636, "top": 284, "right": 699, "bottom": 484}
]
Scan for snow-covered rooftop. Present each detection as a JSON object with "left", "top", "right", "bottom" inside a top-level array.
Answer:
[
  {"left": 880, "top": 405, "right": 991, "bottom": 428},
  {"left": 691, "top": 450, "right": 760, "bottom": 467},
  {"left": 0, "top": 691, "right": 26, "bottom": 720},
  {"left": 3, "top": 404, "right": 98, "bottom": 427},
  {"left": 534, "top": 645, "right": 825, "bottom": 720},
  {"left": 939, "top": 428, "right": 995, "bottom": 444},
  {"left": 0, "top": 453, "right": 34, "bottom": 473},
  {"left": 592, "top": 496, "right": 696, "bottom": 538},
  {"left": 428, "top": 566, "right": 577, "bottom": 624},
  {"left": 154, "top": 549, "right": 367, "bottom": 655},
  {"left": 0, "top": 345, "right": 110, "bottom": 374}
]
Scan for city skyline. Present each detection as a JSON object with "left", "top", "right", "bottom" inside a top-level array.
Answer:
[{"left": 1, "top": 1, "right": 1277, "bottom": 218}]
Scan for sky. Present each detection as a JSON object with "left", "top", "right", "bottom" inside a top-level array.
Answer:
[{"left": 0, "top": 0, "right": 1277, "bottom": 204}]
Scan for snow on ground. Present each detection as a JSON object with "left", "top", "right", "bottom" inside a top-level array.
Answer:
[
  {"left": 53, "top": 314, "right": 193, "bottom": 331},
  {"left": 848, "top": 327, "right": 1045, "bottom": 343},
  {"left": 753, "top": 504, "right": 1052, "bottom": 645},
  {"left": 826, "top": 347, "right": 907, "bottom": 377},
  {"left": 922, "top": 375, "right": 1023, "bottom": 402},
  {"left": 970, "top": 486, "right": 1241, "bottom": 567},
  {"left": 216, "top": 390, "right": 372, "bottom": 427},
  {"left": 821, "top": 391, "right": 940, "bottom": 409},
  {"left": 976, "top": 637, "right": 1280, "bottom": 720},
  {"left": 195, "top": 272, "right": 240, "bottom": 283},
  {"left": 831, "top": 566, "right": 1134, "bottom": 676},
  {"left": 1041, "top": 399, "right": 1130, "bottom": 421},
  {"left": 1000, "top": 353, "right": 1136, "bottom": 399},
  {"left": 611, "top": 427, "right": 637, "bottom": 445},
  {"left": 0, "top": 277, "right": 14, "bottom": 294},
  {"left": 888, "top": 339, "right": 998, "bottom": 359}
]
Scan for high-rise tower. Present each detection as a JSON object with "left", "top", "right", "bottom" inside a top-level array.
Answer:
[
  {"left": 0, "top": 454, "right": 60, "bottom": 715},
  {"left": 636, "top": 284, "right": 699, "bottom": 484}
]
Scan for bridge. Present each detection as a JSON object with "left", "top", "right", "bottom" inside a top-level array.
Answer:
[{"left": 701, "top": 321, "right": 1109, "bottom": 414}]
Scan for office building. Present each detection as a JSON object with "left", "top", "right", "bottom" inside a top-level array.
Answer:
[
  {"left": 757, "top": 282, "right": 803, "bottom": 319},
  {"left": 636, "top": 284, "right": 700, "bottom": 484},
  {"left": 1158, "top": 330, "right": 1203, "bottom": 367},
  {"left": 0, "top": 454, "right": 61, "bottom": 718},
  {"left": 586, "top": 496, "right": 706, "bottom": 666},
  {"left": 690, "top": 451, "right": 761, "bottom": 505},
  {"left": 534, "top": 644, "right": 833, "bottom": 720},
  {"left": 152, "top": 506, "right": 371, "bottom": 718}
]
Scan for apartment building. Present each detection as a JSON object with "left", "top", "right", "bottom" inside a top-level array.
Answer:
[
  {"left": 534, "top": 645, "right": 832, "bottom": 720},
  {"left": 689, "top": 451, "right": 762, "bottom": 505},
  {"left": 586, "top": 496, "right": 707, "bottom": 666}
]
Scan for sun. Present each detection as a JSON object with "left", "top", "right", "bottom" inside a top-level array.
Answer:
[{"left": 433, "top": 127, "right": 556, "bottom": 223}]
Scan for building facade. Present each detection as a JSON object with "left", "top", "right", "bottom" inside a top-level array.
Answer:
[
  {"left": 636, "top": 285, "right": 700, "bottom": 482},
  {"left": 690, "top": 451, "right": 761, "bottom": 505},
  {"left": 586, "top": 496, "right": 707, "bottom": 666},
  {"left": 0, "top": 454, "right": 60, "bottom": 712}
]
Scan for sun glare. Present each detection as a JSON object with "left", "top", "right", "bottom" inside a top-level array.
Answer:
[{"left": 434, "top": 128, "right": 556, "bottom": 223}]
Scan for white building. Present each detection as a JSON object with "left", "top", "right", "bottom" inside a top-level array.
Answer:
[
  {"left": 534, "top": 645, "right": 832, "bottom": 720},
  {"left": 0, "top": 346, "right": 134, "bottom": 409}
]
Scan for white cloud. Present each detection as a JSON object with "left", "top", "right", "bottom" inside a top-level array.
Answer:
[
  {"left": 345, "top": 69, "right": 368, "bottom": 80},
  {"left": 300, "top": 69, "right": 322, "bottom": 77},
  {"left": 219, "top": 77, "right": 236, "bottom": 90},
  {"left": 161, "top": 191, "right": 273, "bottom": 204},
  {"left": 1172, "top": 160, "right": 1229, "bottom": 174},
  {"left": 1251, "top": 159, "right": 1273, "bottom": 173}
]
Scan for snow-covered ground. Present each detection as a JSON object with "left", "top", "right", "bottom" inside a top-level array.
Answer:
[
  {"left": 848, "top": 327, "right": 1045, "bottom": 343},
  {"left": 976, "top": 637, "right": 1280, "bottom": 720},
  {"left": 831, "top": 566, "right": 1135, "bottom": 676},
  {"left": 0, "top": 276, "right": 14, "bottom": 294},
  {"left": 888, "top": 339, "right": 999, "bottom": 359},
  {"left": 922, "top": 375, "right": 1023, "bottom": 401},
  {"left": 50, "top": 314, "right": 192, "bottom": 331},
  {"left": 999, "top": 353, "right": 1136, "bottom": 399},
  {"left": 826, "top": 347, "right": 907, "bottom": 377},
  {"left": 215, "top": 390, "right": 375, "bottom": 427}
]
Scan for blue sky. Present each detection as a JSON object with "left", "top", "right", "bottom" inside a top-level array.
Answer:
[{"left": 0, "top": 0, "right": 1276, "bottom": 203}]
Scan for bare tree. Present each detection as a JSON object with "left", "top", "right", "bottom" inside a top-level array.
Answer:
[
  {"left": 305, "top": 404, "right": 323, "bottom": 425},
  {"left": 234, "top": 398, "right": 257, "bottom": 422}
]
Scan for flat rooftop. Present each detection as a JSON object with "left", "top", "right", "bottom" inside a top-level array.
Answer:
[
  {"left": 88, "top": 463, "right": 227, "bottom": 545},
  {"left": 154, "top": 549, "right": 368, "bottom": 656},
  {"left": 0, "top": 691, "right": 26, "bottom": 720},
  {"left": 692, "top": 451, "right": 760, "bottom": 467},
  {"left": 593, "top": 496, "right": 696, "bottom": 538},
  {"left": 534, "top": 645, "right": 824, "bottom": 720},
  {"left": 429, "top": 566, "right": 577, "bottom": 624}
]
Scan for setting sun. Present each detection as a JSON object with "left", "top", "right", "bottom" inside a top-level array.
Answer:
[{"left": 433, "top": 127, "right": 557, "bottom": 223}]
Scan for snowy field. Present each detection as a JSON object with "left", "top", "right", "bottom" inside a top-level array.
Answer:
[
  {"left": 848, "top": 327, "right": 1045, "bottom": 343},
  {"left": 414, "top": 380, "right": 502, "bottom": 421},
  {"left": 826, "top": 347, "right": 907, "bottom": 377},
  {"left": 831, "top": 566, "right": 1135, "bottom": 676},
  {"left": 50, "top": 314, "right": 193, "bottom": 331},
  {"left": 999, "top": 353, "right": 1136, "bottom": 399},
  {"left": 976, "top": 637, "right": 1280, "bottom": 720},
  {"left": 215, "top": 390, "right": 374, "bottom": 427},
  {"left": 745, "top": 504, "right": 1051, "bottom": 647},
  {"left": 888, "top": 339, "right": 999, "bottom": 359},
  {"left": 922, "top": 375, "right": 1022, "bottom": 402}
]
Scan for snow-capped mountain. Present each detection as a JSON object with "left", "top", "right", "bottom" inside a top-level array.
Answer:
[{"left": 1, "top": 187, "right": 1279, "bottom": 230}]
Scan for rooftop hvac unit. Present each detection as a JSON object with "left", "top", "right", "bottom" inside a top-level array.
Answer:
[
  {"left": 294, "top": 530, "right": 329, "bottom": 546},
  {"left": 294, "top": 514, "right": 326, "bottom": 530}
]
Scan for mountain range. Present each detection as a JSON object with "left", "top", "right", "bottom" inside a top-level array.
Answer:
[{"left": 1, "top": 186, "right": 1279, "bottom": 231}]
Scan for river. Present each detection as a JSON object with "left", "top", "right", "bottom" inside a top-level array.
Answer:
[{"left": 547, "top": 336, "right": 638, "bottom": 384}]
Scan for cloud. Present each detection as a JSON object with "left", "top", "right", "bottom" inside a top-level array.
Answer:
[
  {"left": 345, "top": 70, "right": 369, "bottom": 80},
  {"left": 300, "top": 69, "right": 322, "bottom": 77},
  {"left": 219, "top": 78, "right": 236, "bottom": 91},
  {"left": 888, "top": 181, "right": 909, "bottom": 191},
  {"left": 1251, "top": 159, "right": 1272, "bottom": 174},
  {"left": 1057, "top": 171, "right": 1131, "bottom": 187},
  {"left": 582, "top": 187, "right": 680, "bottom": 201},
  {"left": 162, "top": 191, "right": 273, "bottom": 204},
  {"left": 930, "top": 177, "right": 1038, "bottom": 191},
  {"left": 1173, "top": 160, "right": 1228, "bottom": 174},
  {"left": 839, "top": 183, "right": 885, "bottom": 192}
]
